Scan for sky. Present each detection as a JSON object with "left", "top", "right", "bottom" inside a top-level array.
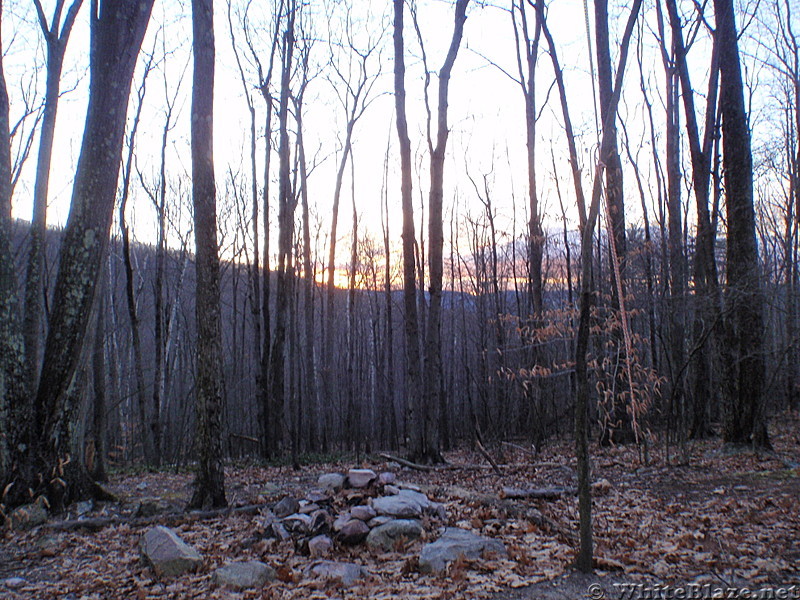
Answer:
[{"left": 3, "top": 0, "right": 770, "bottom": 277}]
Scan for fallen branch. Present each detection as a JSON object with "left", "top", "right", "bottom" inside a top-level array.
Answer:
[
  {"left": 45, "top": 503, "right": 265, "bottom": 532},
  {"left": 476, "top": 438, "right": 503, "bottom": 476},
  {"left": 378, "top": 453, "right": 437, "bottom": 472},
  {"left": 501, "top": 486, "right": 576, "bottom": 500},
  {"left": 501, "top": 441, "right": 537, "bottom": 457}
]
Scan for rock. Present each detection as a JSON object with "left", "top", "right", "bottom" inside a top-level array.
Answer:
[
  {"left": 368, "top": 515, "right": 393, "bottom": 528},
  {"left": 308, "top": 561, "right": 368, "bottom": 586},
  {"left": 75, "top": 500, "right": 93, "bottom": 517},
  {"left": 283, "top": 512, "right": 313, "bottom": 534},
  {"left": 140, "top": 526, "right": 203, "bottom": 577},
  {"left": 366, "top": 519, "right": 423, "bottom": 552},
  {"left": 318, "top": 473, "right": 346, "bottom": 492},
  {"left": 8, "top": 500, "right": 48, "bottom": 530},
  {"left": 135, "top": 499, "right": 167, "bottom": 518},
  {"left": 419, "top": 528, "right": 507, "bottom": 574},
  {"left": 372, "top": 494, "right": 423, "bottom": 518},
  {"left": 338, "top": 519, "right": 370, "bottom": 545},
  {"left": 397, "top": 488, "right": 430, "bottom": 509},
  {"left": 350, "top": 505, "right": 377, "bottom": 521},
  {"left": 299, "top": 501, "right": 320, "bottom": 514},
  {"left": 429, "top": 502, "right": 448, "bottom": 520},
  {"left": 213, "top": 560, "right": 276, "bottom": 590},
  {"left": 333, "top": 512, "right": 351, "bottom": 532},
  {"left": 591, "top": 478, "right": 612, "bottom": 495},
  {"left": 306, "top": 490, "right": 330, "bottom": 503},
  {"left": 136, "top": 481, "right": 148, "bottom": 491},
  {"left": 309, "top": 509, "right": 332, "bottom": 535},
  {"left": 269, "top": 522, "right": 291, "bottom": 541},
  {"left": 308, "top": 534, "right": 333, "bottom": 557},
  {"left": 4, "top": 577, "right": 27, "bottom": 589},
  {"left": 384, "top": 484, "right": 400, "bottom": 495},
  {"left": 273, "top": 496, "right": 300, "bottom": 519},
  {"left": 347, "top": 468, "right": 377, "bottom": 488},
  {"left": 378, "top": 472, "right": 397, "bottom": 485}
]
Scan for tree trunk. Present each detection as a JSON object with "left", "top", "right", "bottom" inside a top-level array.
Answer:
[
  {"left": 188, "top": 0, "right": 227, "bottom": 509},
  {"left": 714, "top": 0, "right": 770, "bottom": 448},
  {"left": 31, "top": 0, "right": 155, "bottom": 510},
  {"left": 23, "top": 0, "right": 84, "bottom": 396},
  {"left": 394, "top": 0, "right": 423, "bottom": 456},
  {"left": 419, "top": 0, "right": 468, "bottom": 464}
]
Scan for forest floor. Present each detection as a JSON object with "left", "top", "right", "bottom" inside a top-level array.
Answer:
[{"left": 2, "top": 412, "right": 800, "bottom": 599}]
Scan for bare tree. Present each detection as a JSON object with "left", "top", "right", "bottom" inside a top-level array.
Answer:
[
  {"left": 26, "top": 0, "right": 155, "bottom": 509},
  {"left": 714, "top": 0, "right": 770, "bottom": 448},
  {"left": 393, "top": 0, "right": 423, "bottom": 456},
  {"left": 22, "top": 0, "right": 84, "bottom": 395},
  {"left": 188, "top": 0, "right": 226, "bottom": 509}
]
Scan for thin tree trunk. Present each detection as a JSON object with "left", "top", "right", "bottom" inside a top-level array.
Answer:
[{"left": 188, "top": 0, "right": 227, "bottom": 509}]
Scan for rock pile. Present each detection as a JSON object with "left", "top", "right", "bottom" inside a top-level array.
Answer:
[{"left": 138, "top": 466, "right": 507, "bottom": 589}]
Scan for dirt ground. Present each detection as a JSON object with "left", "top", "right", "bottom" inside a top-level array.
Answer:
[{"left": 2, "top": 413, "right": 799, "bottom": 599}]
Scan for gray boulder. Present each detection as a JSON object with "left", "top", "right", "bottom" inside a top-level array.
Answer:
[
  {"left": 397, "top": 488, "right": 430, "bottom": 509},
  {"left": 308, "top": 534, "right": 333, "bottom": 557},
  {"left": 308, "top": 561, "right": 368, "bottom": 586},
  {"left": 419, "top": 528, "right": 507, "bottom": 574},
  {"left": 350, "top": 505, "right": 377, "bottom": 521},
  {"left": 347, "top": 468, "right": 377, "bottom": 488},
  {"left": 283, "top": 512, "right": 313, "bottom": 534},
  {"left": 273, "top": 496, "right": 300, "bottom": 518},
  {"left": 366, "top": 519, "right": 423, "bottom": 552},
  {"left": 318, "top": 473, "right": 346, "bottom": 492},
  {"left": 372, "top": 494, "right": 423, "bottom": 518},
  {"left": 379, "top": 472, "right": 397, "bottom": 485},
  {"left": 213, "top": 560, "right": 276, "bottom": 590},
  {"left": 338, "top": 519, "right": 370, "bottom": 545},
  {"left": 140, "top": 526, "right": 203, "bottom": 577}
]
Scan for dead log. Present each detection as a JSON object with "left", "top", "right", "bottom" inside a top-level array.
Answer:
[
  {"left": 500, "top": 486, "right": 576, "bottom": 500},
  {"left": 378, "top": 453, "right": 438, "bottom": 472},
  {"left": 45, "top": 503, "right": 265, "bottom": 532}
]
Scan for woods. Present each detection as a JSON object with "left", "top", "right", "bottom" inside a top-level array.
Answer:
[{"left": 0, "top": 0, "right": 798, "bottom": 582}]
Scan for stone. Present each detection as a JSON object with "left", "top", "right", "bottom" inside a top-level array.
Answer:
[
  {"left": 4, "top": 577, "right": 27, "bottom": 589},
  {"left": 419, "top": 528, "right": 507, "bottom": 574},
  {"left": 318, "top": 473, "right": 346, "bottom": 492},
  {"left": 308, "top": 534, "right": 333, "bottom": 557},
  {"left": 8, "top": 501, "right": 48, "bottom": 530},
  {"left": 372, "top": 494, "right": 423, "bottom": 518},
  {"left": 136, "top": 481, "right": 148, "bottom": 491},
  {"left": 273, "top": 496, "right": 300, "bottom": 518},
  {"left": 135, "top": 499, "right": 167, "bottom": 518},
  {"left": 397, "top": 488, "right": 430, "bottom": 509},
  {"left": 347, "top": 468, "right": 377, "bottom": 488},
  {"left": 306, "top": 490, "right": 330, "bottom": 503},
  {"left": 368, "top": 515, "right": 393, "bottom": 528},
  {"left": 429, "top": 502, "right": 448, "bottom": 520},
  {"left": 140, "top": 526, "right": 203, "bottom": 577},
  {"left": 283, "top": 512, "right": 313, "bottom": 534},
  {"left": 384, "top": 484, "right": 400, "bottom": 495},
  {"left": 309, "top": 509, "right": 332, "bottom": 535},
  {"left": 213, "top": 560, "right": 276, "bottom": 590},
  {"left": 350, "top": 505, "right": 377, "bottom": 521},
  {"left": 75, "top": 500, "right": 93, "bottom": 517},
  {"left": 333, "top": 512, "right": 351, "bottom": 532},
  {"left": 299, "top": 501, "right": 320, "bottom": 514},
  {"left": 338, "top": 519, "right": 370, "bottom": 545},
  {"left": 366, "top": 519, "right": 423, "bottom": 552},
  {"left": 378, "top": 472, "right": 397, "bottom": 485},
  {"left": 269, "top": 522, "right": 291, "bottom": 541},
  {"left": 308, "top": 561, "right": 368, "bottom": 586}
]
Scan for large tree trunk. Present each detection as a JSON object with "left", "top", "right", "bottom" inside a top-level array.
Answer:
[
  {"left": 30, "top": 0, "right": 154, "bottom": 510},
  {"left": 714, "top": 0, "right": 770, "bottom": 448},
  {"left": 23, "top": 0, "right": 84, "bottom": 396},
  {"left": 0, "top": 7, "right": 25, "bottom": 483},
  {"left": 188, "top": 0, "right": 226, "bottom": 509}
]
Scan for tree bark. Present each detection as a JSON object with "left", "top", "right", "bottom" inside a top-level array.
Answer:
[
  {"left": 714, "top": 0, "right": 770, "bottom": 448},
  {"left": 188, "top": 0, "right": 227, "bottom": 509},
  {"left": 31, "top": 0, "right": 154, "bottom": 510}
]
